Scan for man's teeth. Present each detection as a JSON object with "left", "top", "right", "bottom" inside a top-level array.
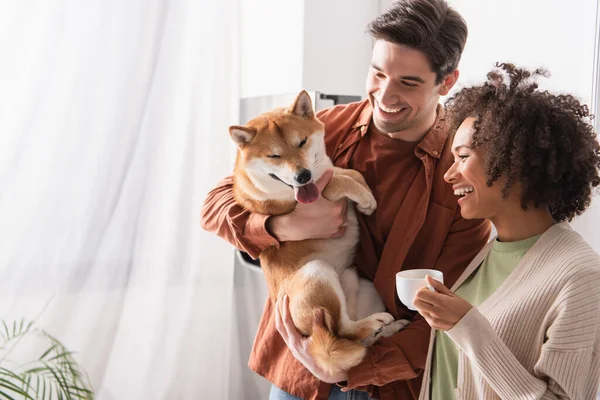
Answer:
[
  {"left": 454, "top": 187, "right": 474, "bottom": 196},
  {"left": 377, "top": 100, "right": 403, "bottom": 114}
]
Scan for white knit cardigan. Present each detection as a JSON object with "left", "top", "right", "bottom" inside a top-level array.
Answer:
[{"left": 419, "top": 222, "right": 600, "bottom": 400}]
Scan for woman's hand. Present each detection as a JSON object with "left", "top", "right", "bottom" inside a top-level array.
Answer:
[
  {"left": 413, "top": 275, "right": 473, "bottom": 331},
  {"left": 274, "top": 294, "right": 348, "bottom": 384}
]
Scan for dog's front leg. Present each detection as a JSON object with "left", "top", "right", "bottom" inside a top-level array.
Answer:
[
  {"left": 322, "top": 175, "right": 377, "bottom": 215},
  {"left": 332, "top": 167, "right": 371, "bottom": 192}
]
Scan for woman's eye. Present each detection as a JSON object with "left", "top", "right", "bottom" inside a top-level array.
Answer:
[
  {"left": 267, "top": 155, "right": 281, "bottom": 159},
  {"left": 458, "top": 155, "right": 469, "bottom": 161},
  {"left": 299, "top": 138, "right": 307, "bottom": 148}
]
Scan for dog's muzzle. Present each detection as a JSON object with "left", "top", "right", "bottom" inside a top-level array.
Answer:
[{"left": 269, "top": 173, "right": 293, "bottom": 188}]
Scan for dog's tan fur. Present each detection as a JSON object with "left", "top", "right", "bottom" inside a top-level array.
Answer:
[{"left": 229, "top": 91, "right": 408, "bottom": 377}]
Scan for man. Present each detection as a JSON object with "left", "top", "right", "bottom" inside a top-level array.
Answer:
[{"left": 201, "top": 0, "right": 491, "bottom": 399}]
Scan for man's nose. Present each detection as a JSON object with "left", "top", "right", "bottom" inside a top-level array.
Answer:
[
  {"left": 379, "top": 79, "right": 400, "bottom": 104},
  {"left": 295, "top": 169, "right": 312, "bottom": 184}
]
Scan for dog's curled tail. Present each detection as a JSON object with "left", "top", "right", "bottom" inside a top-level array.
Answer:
[{"left": 309, "top": 311, "right": 366, "bottom": 377}]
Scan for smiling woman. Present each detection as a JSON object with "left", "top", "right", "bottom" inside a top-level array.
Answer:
[
  {"left": 414, "top": 63, "right": 600, "bottom": 400},
  {"left": 446, "top": 63, "right": 600, "bottom": 226}
]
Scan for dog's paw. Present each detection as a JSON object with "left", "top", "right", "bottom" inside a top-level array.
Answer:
[
  {"left": 356, "top": 195, "right": 377, "bottom": 216},
  {"left": 361, "top": 312, "right": 395, "bottom": 346},
  {"left": 379, "top": 319, "right": 410, "bottom": 338}
]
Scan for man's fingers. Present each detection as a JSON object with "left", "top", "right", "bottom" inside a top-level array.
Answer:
[
  {"left": 330, "top": 226, "right": 347, "bottom": 238},
  {"left": 315, "top": 169, "right": 334, "bottom": 193},
  {"left": 275, "top": 298, "right": 286, "bottom": 339},
  {"left": 281, "top": 295, "right": 302, "bottom": 343},
  {"left": 339, "top": 200, "right": 348, "bottom": 224}
]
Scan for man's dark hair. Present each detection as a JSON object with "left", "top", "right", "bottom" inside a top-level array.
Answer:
[
  {"left": 367, "top": 0, "right": 468, "bottom": 84},
  {"left": 445, "top": 62, "right": 600, "bottom": 222}
]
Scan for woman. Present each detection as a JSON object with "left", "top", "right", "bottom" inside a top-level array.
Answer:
[{"left": 414, "top": 63, "right": 600, "bottom": 399}]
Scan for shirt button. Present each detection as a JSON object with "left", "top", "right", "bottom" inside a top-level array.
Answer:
[
  {"left": 433, "top": 150, "right": 439, "bottom": 156},
  {"left": 360, "top": 126, "right": 366, "bottom": 132},
  {"left": 338, "top": 143, "right": 343, "bottom": 149}
]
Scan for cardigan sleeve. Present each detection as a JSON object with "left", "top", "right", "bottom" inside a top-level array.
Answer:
[{"left": 446, "top": 267, "right": 600, "bottom": 400}]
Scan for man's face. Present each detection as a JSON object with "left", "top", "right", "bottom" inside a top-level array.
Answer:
[{"left": 366, "top": 40, "right": 456, "bottom": 137}]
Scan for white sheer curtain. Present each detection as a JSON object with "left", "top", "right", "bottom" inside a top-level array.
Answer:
[{"left": 0, "top": 0, "right": 238, "bottom": 398}]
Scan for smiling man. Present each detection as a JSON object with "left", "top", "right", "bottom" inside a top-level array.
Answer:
[{"left": 201, "top": 0, "right": 491, "bottom": 399}]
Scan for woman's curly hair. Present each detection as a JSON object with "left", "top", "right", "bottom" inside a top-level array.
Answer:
[{"left": 445, "top": 62, "right": 600, "bottom": 222}]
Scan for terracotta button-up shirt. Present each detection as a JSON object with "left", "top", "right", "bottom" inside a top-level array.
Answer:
[{"left": 200, "top": 100, "right": 491, "bottom": 400}]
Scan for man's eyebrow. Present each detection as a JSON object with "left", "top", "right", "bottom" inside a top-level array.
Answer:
[
  {"left": 401, "top": 75, "right": 426, "bottom": 84},
  {"left": 369, "top": 63, "right": 426, "bottom": 84}
]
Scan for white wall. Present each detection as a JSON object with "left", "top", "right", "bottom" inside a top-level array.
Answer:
[
  {"left": 240, "top": 0, "right": 305, "bottom": 98},
  {"left": 240, "top": 0, "right": 379, "bottom": 98},
  {"left": 302, "top": 0, "right": 379, "bottom": 96},
  {"left": 450, "top": 0, "right": 598, "bottom": 102}
]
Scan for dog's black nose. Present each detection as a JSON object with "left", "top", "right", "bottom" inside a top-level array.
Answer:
[{"left": 295, "top": 169, "right": 312, "bottom": 184}]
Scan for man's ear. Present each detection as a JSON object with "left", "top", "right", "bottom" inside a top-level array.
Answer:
[
  {"left": 288, "top": 90, "right": 315, "bottom": 118},
  {"left": 438, "top": 69, "right": 459, "bottom": 96},
  {"left": 229, "top": 125, "right": 256, "bottom": 146}
]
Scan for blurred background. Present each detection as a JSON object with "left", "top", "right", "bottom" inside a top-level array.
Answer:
[{"left": 0, "top": 0, "right": 598, "bottom": 399}]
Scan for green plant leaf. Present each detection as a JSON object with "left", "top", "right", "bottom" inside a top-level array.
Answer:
[
  {"left": 39, "top": 343, "right": 60, "bottom": 361},
  {"left": 0, "top": 320, "right": 94, "bottom": 399},
  {"left": 0, "top": 377, "right": 34, "bottom": 399},
  {"left": 0, "top": 388, "right": 17, "bottom": 400},
  {"left": 41, "top": 374, "right": 47, "bottom": 400},
  {"left": 0, "top": 369, "right": 36, "bottom": 399}
]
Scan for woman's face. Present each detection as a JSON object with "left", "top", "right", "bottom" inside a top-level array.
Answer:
[{"left": 444, "top": 117, "right": 517, "bottom": 221}]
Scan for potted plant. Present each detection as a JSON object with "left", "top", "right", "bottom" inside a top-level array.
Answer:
[{"left": 0, "top": 319, "right": 94, "bottom": 399}]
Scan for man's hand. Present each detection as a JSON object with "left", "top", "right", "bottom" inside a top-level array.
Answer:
[
  {"left": 413, "top": 276, "right": 473, "bottom": 331},
  {"left": 267, "top": 169, "right": 349, "bottom": 242},
  {"left": 275, "top": 294, "right": 348, "bottom": 384}
]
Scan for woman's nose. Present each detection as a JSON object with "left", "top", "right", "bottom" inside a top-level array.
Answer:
[{"left": 444, "top": 163, "right": 457, "bottom": 183}]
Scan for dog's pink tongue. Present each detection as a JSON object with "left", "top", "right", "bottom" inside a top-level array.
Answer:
[{"left": 294, "top": 183, "right": 319, "bottom": 204}]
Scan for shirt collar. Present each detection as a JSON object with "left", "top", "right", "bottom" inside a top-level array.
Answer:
[
  {"left": 352, "top": 101, "right": 373, "bottom": 136},
  {"left": 352, "top": 102, "right": 447, "bottom": 159},
  {"left": 416, "top": 104, "right": 447, "bottom": 159}
]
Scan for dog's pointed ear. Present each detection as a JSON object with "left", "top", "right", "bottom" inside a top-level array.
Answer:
[
  {"left": 289, "top": 90, "right": 314, "bottom": 118},
  {"left": 229, "top": 125, "right": 256, "bottom": 146}
]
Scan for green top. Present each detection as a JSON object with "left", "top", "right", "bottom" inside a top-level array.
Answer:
[{"left": 430, "top": 234, "right": 541, "bottom": 400}]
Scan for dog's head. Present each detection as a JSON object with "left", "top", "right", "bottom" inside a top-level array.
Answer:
[{"left": 229, "top": 90, "right": 329, "bottom": 204}]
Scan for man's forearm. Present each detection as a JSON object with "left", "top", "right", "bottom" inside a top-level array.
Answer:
[{"left": 200, "top": 176, "right": 278, "bottom": 259}]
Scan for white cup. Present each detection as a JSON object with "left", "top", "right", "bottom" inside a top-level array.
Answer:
[{"left": 396, "top": 269, "right": 444, "bottom": 311}]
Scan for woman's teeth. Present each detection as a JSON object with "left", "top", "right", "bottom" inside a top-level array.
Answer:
[{"left": 454, "top": 187, "right": 474, "bottom": 197}]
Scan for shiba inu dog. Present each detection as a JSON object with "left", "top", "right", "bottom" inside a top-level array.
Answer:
[{"left": 229, "top": 90, "right": 408, "bottom": 377}]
